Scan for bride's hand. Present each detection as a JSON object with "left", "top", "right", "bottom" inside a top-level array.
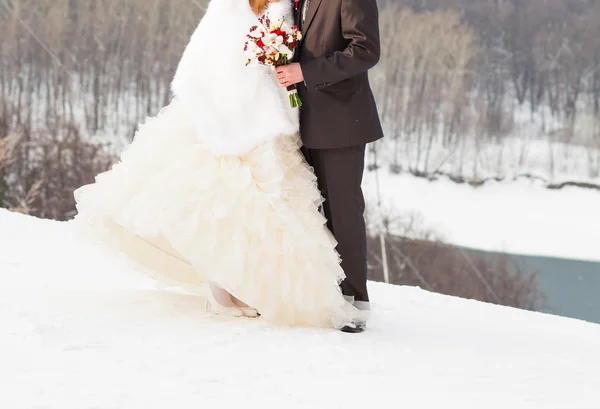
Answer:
[{"left": 276, "top": 63, "right": 304, "bottom": 88}]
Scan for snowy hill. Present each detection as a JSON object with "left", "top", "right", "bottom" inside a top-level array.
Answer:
[{"left": 1, "top": 209, "right": 599, "bottom": 409}]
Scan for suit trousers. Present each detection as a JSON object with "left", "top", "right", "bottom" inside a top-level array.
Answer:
[{"left": 301, "top": 145, "right": 369, "bottom": 303}]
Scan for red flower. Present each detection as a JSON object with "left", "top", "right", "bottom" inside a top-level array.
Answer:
[{"left": 257, "top": 38, "right": 264, "bottom": 48}]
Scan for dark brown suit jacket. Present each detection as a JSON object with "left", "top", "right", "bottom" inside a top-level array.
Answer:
[{"left": 294, "top": 0, "right": 384, "bottom": 149}]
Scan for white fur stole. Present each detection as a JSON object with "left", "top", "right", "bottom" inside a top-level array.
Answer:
[{"left": 171, "top": 0, "right": 298, "bottom": 156}]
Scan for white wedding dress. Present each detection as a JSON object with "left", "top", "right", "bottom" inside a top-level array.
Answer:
[{"left": 73, "top": 0, "right": 358, "bottom": 328}]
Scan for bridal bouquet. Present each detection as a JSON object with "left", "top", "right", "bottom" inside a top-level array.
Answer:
[{"left": 244, "top": 15, "right": 303, "bottom": 108}]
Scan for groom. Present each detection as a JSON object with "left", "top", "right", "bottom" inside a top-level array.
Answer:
[{"left": 276, "top": 0, "right": 383, "bottom": 333}]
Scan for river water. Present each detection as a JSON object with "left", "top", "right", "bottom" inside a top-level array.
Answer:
[{"left": 465, "top": 247, "right": 600, "bottom": 325}]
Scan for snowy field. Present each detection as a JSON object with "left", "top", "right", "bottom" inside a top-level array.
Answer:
[
  {"left": 363, "top": 170, "right": 600, "bottom": 263},
  {"left": 1, "top": 208, "right": 600, "bottom": 409}
]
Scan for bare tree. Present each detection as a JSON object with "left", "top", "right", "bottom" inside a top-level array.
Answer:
[{"left": 373, "top": 5, "right": 475, "bottom": 175}]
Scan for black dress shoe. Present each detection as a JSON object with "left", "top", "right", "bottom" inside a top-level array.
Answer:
[{"left": 340, "top": 321, "right": 366, "bottom": 333}]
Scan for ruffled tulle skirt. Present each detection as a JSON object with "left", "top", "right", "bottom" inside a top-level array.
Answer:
[{"left": 73, "top": 98, "right": 358, "bottom": 328}]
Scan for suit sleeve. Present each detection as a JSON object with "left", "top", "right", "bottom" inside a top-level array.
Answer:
[{"left": 300, "top": 0, "right": 380, "bottom": 92}]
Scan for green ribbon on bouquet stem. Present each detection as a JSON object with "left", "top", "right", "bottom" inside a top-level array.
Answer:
[{"left": 286, "top": 85, "right": 302, "bottom": 108}]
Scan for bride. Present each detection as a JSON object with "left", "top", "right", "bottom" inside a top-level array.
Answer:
[{"left": 73, "top": 0, "right": 360, "bottom": 329}]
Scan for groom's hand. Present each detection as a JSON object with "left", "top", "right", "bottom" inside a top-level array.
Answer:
[{"left": 276, "top": 63, "right": 304, "bottom": 88}]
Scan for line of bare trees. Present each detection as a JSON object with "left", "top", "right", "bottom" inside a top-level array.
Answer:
[
  {"left": 3, "top": 0, "right": 600, "bottom": 218},
  {"left": 385, "top": 0, "right": 600, "bottom": 125},
  {"left": 1, "top": 0, "right": 202, "bottom": 136},
  {"left": 370, "top": 0, "right": 600, "bottom": 184},
  {"left": 0, "top": 0, "right": 207, "bottom": 218}
]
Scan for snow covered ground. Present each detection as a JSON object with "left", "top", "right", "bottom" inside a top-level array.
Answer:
[
  {"left": 363, "top": 170, "right": 600, "bottom": 263},
  {"left": 1, "top": 208, "right": 599, "bottom": 409}
]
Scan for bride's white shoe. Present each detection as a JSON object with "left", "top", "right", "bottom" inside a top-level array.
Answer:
[
  {"left": 238, "top": 307, "right": 259, "bottom": 318},
  {"left": 231, "top": 294, "right": 259, "bottom": 318},
  {"left": 206, "top": 284, "right": 244, "bottom": 317}
]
